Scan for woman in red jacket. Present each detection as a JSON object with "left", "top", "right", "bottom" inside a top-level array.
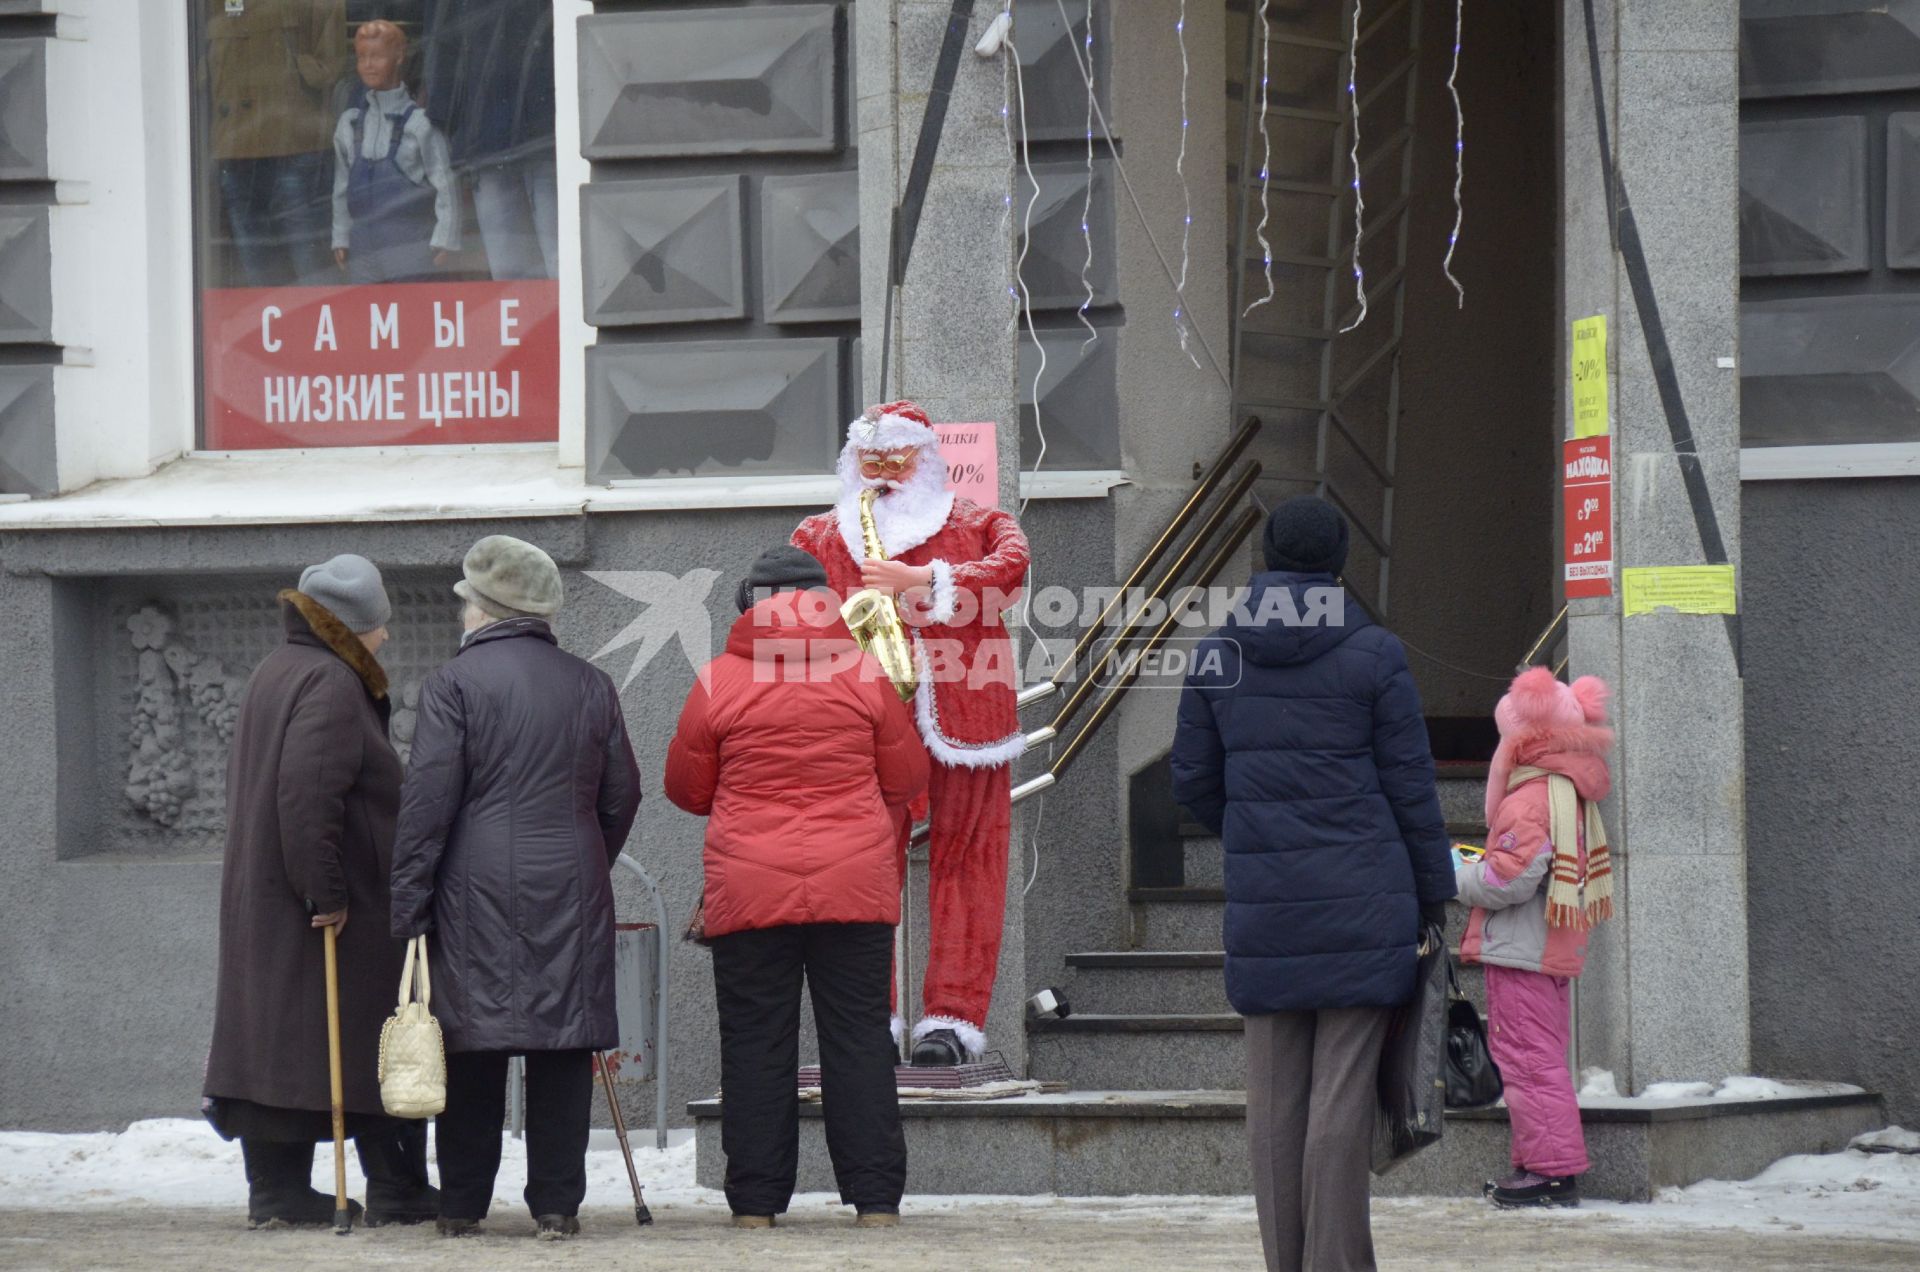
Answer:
[{"left": 665, "top": 546, "right": 929, "bottom": 1230}]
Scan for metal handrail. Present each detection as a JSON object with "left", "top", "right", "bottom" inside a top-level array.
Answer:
[
  {"left": 1017, "top": 416, "right": 1264, "bottom": 709},
  {"left": 914, "top": 505, "right": 1263, "bottom": 843}
]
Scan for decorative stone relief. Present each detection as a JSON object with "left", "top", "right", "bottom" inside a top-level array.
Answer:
[{"left": 124, "top": 606, "right": 244, "bottom": 827}]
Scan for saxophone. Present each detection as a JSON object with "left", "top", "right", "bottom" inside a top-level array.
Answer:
[{"left": 841, "top": 487, "right": 919, "bottom": 702}]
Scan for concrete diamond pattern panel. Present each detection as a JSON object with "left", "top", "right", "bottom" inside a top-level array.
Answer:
[
  {"left": 1741, "top": 296, "right": 1920, "bottom": 446},
  {"left": 762, "top": 170, "right": 860, "bottom": 324},
  {"left": 0, "top": 40, "right": 46, "bottom": 181},
  {"left": 1739, "top": 117, "right": 1867, "bottom": 277},
  {"left": 582, "top": 176, "right": 745, "bottom": 327},
  {"left": 0, "top": 206, "right": 51, "bottom": 342},
  {"left": 1012, "top": 0, "right": 1106, "bottom": 144},
  {"left": 1740, "top": 0, "right": 1920, "bottom": 98},
  {"left": 0, "top": 364, "right": 54, "bottom": 495},
  {"left": 587, "top": 338, "right": 843, "bottom": 481},
  {"left": 1019, "top": 328, "right": 1120, "bottom": 469},
  {"left": 1890, "top": 114, "right": 1920, "bottom": 270},
  {"left": 1017, "top": 159, "right": 1117, "bottom": 311},
  {"left": 579, "top": 7, "right": 838, "bottom": 160}
]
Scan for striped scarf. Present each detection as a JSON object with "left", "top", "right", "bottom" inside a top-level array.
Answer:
[{"left": 1508, "top": 765, "right": 1614, "bottom": 930}]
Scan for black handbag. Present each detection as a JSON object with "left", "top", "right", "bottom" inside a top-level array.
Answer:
[
  {"left": 1444, "top": 959, "right": 1504, "bottom": 1109},
  {"left": 1370, "top": 924, "right": 1449, "bottom": 1175}
]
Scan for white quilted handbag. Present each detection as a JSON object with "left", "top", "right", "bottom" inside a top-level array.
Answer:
[{"left": 378, "top": 935, "right": 447, "bottom": 1118}]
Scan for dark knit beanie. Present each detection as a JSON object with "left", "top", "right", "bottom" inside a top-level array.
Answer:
[
  {"left": 736, "top": 545, "right": 830, "bottom": 612},
  {"left": 1262, "top": 496, "right": 1350, "bottom": 575}
]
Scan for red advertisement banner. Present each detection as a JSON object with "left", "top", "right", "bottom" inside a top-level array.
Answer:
[
  {"left": 201, "top": 281, "right": 561, "bottom": 450},
  {"left": 1562, "top": 435, "right": 1614, "bottom": 599}
]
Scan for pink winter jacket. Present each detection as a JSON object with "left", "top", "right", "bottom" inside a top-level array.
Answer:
[{"left": 1456, "top": 741, "right": 1611, "bottom": 979}]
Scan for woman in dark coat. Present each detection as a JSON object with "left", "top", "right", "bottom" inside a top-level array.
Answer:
[
  {"left": 391, "top": 535, "right": 642, "bottom": 1240},
  {"left": 1170, "top": 498, "right": 1455, "bottom": 1272},
  {"left": 203, "top": 555, "right": 438, "bottom": 1229}
]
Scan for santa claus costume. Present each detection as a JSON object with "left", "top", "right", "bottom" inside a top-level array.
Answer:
[{"left": 790, "top": 402, "right": 1031, "bottom": 1063}]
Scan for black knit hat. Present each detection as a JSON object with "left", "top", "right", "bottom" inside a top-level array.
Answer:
[
  {"left": 736, "top": 545, "right": 830, "bottom": 612},
  {"left": 1262, "top": 495, "right": 1350, "bottom": 575}
]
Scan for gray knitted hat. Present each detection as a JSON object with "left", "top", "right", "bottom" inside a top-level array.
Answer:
[
  {"left": 455, "top": 535, "right": 563, "bottom": 619},
  {"left": 298, "top": 554, "right": 392, "bottom": 634}
]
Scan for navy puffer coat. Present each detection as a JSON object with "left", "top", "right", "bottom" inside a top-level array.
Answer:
[{"left": 1170, "top": 571, "right": 1454, "bottom": 1015}]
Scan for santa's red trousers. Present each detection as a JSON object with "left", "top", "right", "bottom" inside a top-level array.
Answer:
[{"left": 891, "top": 760, "right": 1013, "bottom": 1035}]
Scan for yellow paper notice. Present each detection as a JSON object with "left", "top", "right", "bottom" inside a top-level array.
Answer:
[
  {"left": 1572, "top": 316, "right": 1609, "bottom": 437},
  {"left": 1621, "top": 565, "right": 1738, "bottom": 617}
]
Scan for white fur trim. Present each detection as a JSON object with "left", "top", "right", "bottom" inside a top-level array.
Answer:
[
  {"left": 848, "top": 410, "right": 939, "bottom": 451},
  {"left": 926, "top": 558, "right": 958, "bottom": 624},
  {"left": 890, "top": 1016, "right": 906, "bottom": 1050},
  {"left": 911, "top": 637, "right": 1026, "bottom": 769},
  {"left": 912, "top": 1015, "right": 986, "bottom": 1059}
]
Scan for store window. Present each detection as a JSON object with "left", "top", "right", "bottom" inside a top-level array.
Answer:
[{"left": 190, "top": 1, "right": 559, "bottom": 450}]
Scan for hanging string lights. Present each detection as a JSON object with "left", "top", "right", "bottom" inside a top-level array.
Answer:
[
  {"left": 1443, "top": 0, "right": 1466, "bottom": 307},
  {"left": 1243, "top": 0, "right": 1274, "bottom": 318},
  {"left": 1172, "top": 0, "right": 1200, "bottom": 367},
  {"left": 1338, "top": 0, "right": 1368, "bottom": 334},
  {"left": 1077, "top": 5, "right": 1098, "bottom": 347}
]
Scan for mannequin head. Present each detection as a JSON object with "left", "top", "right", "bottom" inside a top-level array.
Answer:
[{"left": 353, "top": 21, "right": 408, "bottom": 92}]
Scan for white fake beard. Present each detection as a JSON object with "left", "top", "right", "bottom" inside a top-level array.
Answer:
[{"left": 835, "top": 448, "right": 954, "bottom": 558}]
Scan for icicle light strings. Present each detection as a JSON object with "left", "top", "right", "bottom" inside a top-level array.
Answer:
[
  {"left": 1009, "top": 19, "right": 1049, "bottom": 512},
  {"left": 1000, "top": 2, "right": 1015, "bottom": 233},
  {"left": 1050, "top": 0, "right": 1231, "bottom": 390},
  {"left": 1337, "top": 0, "right": 1368, "bottom": 335},
  {"left": 1077, "top": 6, "right": 1098, "bottom": 349},
  {"left": 1443, "top": 0, "right": 1465, "bottom": 307},
  {"left": 1243, "top": 0, "right": 1275, "bottom": 318},
  {"left": 1172, "top": 0, "right": 1200, "bottom": 368}
]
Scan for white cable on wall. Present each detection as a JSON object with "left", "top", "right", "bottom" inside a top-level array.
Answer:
[{"left": 1443, "top": 0, "right": 1466, "bottom": 307}]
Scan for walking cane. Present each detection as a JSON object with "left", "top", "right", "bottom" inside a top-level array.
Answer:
[
  {"left": 595, "top": 1053, "right": 653, "bottom": 1226},
  {"left": 322, "top": 924, "right": 352, "bottom": 1235}
]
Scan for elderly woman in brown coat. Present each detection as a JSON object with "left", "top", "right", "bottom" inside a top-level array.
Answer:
[{"left": 203, "top": 555, "right": 439, "bottom": 1229}]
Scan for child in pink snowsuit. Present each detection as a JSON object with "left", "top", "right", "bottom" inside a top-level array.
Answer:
[{"left": 1456, "top": 667, "right": 1614, "bottom": 1209}]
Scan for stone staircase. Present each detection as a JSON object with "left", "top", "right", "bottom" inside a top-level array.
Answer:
[{"left": 689, "top": 764, "right": 1884, "bottom": 1198}]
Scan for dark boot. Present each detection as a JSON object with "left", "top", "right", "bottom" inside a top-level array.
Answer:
[
  {"left": 1491, "top": 1172, "right": 1581, "bottom": 1209},
  {"left": 242, "top": 1139, "right": 364, "bottom": 1230},
  {"left": 909, "top": 1028, "right": 966, "bottom": 1067},
  {"left": 535, "top": 1214, "right": 581, "bottom": 1241},
  {"left": 357, "top": 1121, "right": 440, "bottom": 1227}
]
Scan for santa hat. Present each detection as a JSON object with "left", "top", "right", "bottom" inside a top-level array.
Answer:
[{"left": 846, "top": 400, "right": 939, "bottom": 453}]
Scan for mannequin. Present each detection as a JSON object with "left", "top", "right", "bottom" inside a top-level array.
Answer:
[
  {"left": 206, "top": 0, "right": 347, "bottom": 286},
  {"left": 330, "top": 20, "right": 460, "bottom": 284}
]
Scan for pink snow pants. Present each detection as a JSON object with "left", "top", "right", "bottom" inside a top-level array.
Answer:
[{"left": 1485, "top": 965, "right": 1589, "bottom": 1177}]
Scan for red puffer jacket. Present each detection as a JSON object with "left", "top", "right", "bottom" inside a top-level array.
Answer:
[{"left": 664, "top": 590, "right": 929, "bottom": 938}]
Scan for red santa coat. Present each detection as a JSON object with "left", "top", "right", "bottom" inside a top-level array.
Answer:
[{"left": 792, "top": 494, "right": 1031, "bottom": 769}]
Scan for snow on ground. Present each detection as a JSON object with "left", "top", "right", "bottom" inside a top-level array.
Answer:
[
  {"left": 2, "top": 1119, "right": 1918, "bottom": 1242},
  {"left": 1576, "top": 1071, "right": 1866, "bottom": 1103}
]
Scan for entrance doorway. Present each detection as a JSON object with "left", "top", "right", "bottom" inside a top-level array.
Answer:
[{"left": 1225, "top": 0, "right": 1560, "bottom": 751}]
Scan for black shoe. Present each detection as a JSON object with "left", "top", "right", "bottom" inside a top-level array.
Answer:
[
  {"left": 436, "top": 1216, "right": 484, "bottom": 1238},
  {"left": 358, "top": 1124, "right": 440, "bottom": 1227},
  {"left": 1484, "top": 1169, "right": 1530, "bottom": 1198},
  {"left": 910, "top": 1028, "right": 966, "bottom": 1067},
  {"left": 535, "top": 1214, "right": 580, "bottom": 1242},
  {"left": 242, "top": 1139, "right": 365, "bottom": 1230},
  {"left": 1491, "top": 1172, "right": 1581, "bottom": 1209}
]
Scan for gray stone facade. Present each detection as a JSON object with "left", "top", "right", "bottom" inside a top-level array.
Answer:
[{"left": 0, "top": 20, "right": 56, "bottom": 497}]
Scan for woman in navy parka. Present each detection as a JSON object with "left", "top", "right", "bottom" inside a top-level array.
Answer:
[{"left": 1171, "top": 496, "right": 1454, "bottom": 1272}]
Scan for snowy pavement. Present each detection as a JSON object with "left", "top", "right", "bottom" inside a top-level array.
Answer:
[{"left": 0, "top": 1120, "right": 1917, "bottom": 1269}]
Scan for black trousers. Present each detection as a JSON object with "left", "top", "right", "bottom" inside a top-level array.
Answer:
[
  {"left": 436, "top": 1049, "right": 593, "bottom": 1221},
  {"left": 711, "top": 921, "right": 906, "bottom": 1216}
]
